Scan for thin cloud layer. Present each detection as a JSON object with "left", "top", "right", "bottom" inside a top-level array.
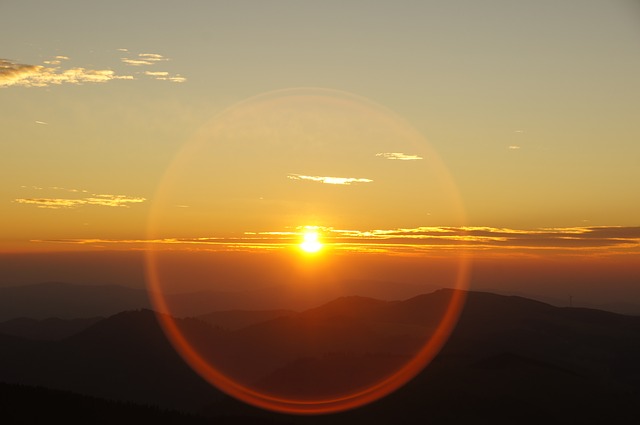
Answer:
[
  {"left": 376, "top": 152, "right": 423, "bottom": 161},
  {"left": 0, "top": 58, "right": 133, "bottom": 88},
  {"left": 14, "top": 186, "right": 145, "bottom": 209},
  {"left": 236, "top": 225, "right": 640, "bottom": 253},
  {"left": 321, "top": 226, "right": 640, "bottom": 251},
  {"left": 287, "top": 174, "right": 373, "bottom": 185},
  {"left": 37, "top": 226, "right": 640, "bottom": 256}
]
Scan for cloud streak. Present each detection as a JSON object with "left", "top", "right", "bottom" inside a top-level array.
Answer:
[
  {"left": 144, "top": 70, "right": 186, "bottom": 83},
  {"left": 14, "top": 186, "right": 145, "bottom": 209},
  {"left": 287, "top": 174, "right": 373, "bottom": 185},
  {"left": 119, "top": 51, "right": 186, "bottom": 82},
  {"left": 376, "top": 152, "right": 423, "bottom": 161},
  {"left": 0, "top": 58, "right": 133, "bottom": 88},
  {"left": 317, "top": 226, "right": 640, "bottom": 253},
  {"left": 34, "top": 226, "right": 640, "bottom": 256},
  {"left": 121, "top": 52, "right": 168, "bottom": 66}
]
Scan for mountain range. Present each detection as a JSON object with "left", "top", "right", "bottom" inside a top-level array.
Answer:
[{"left": 0, "top": 285, "right": 639, "bottom": 424}]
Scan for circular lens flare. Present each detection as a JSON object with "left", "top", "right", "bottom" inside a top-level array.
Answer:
[{"left": 145, "top": 87, "right": 468, "bottom": 415}]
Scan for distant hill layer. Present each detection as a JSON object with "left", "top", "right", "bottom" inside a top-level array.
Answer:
[
  {"left": 2, "top": 282, "right": 638, "bottom": 324},
  {"left": 0, "top": 282, "right": 152, "bottom": 320},
  {"left": 0, "top": 280, "right": 438, "bottom": 321}
]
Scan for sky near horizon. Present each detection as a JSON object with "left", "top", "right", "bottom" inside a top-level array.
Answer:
[
  {"left": 5, "top": 3, "right": 640, "bottom": 413},
  {"left": 2, "top": 1, "right": 639, "bottom": 297}
]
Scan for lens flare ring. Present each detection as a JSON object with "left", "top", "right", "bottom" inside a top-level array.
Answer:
[{"left": 145, "top": 87, "right": 469, "bottom": 415}]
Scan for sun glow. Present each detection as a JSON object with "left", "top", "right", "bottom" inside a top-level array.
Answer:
[{"left": 300, "top": 230, "right": 322, "bottom": 253}]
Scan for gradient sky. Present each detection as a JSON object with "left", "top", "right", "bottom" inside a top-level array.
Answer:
[{"left": 1, "top": 1, "right": 639, "bottom": 306}]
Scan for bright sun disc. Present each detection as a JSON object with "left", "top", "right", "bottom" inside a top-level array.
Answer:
[{"left": 300, "top": 231, "right": 322, "bottom": 253}]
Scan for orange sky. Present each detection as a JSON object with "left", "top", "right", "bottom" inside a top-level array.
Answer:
[{"left": 1, "top": 1, "right": 639, "bottom": 312}]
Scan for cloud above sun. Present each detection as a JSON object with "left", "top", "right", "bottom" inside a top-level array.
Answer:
[
  {"left": 14, "top": 186, "right": 145, "bottom": 209},
  {"left": 0, "top": 57, "right": 133, "bottom": 88},
  {"left": 376, "top": 152, "right": 423, "bottom": 161},
  {"left": 287, "top": 174, "right": 373, "bottom": 185},
  {"left": 1, "top": 50, "right": 186, "bottom": 88}
]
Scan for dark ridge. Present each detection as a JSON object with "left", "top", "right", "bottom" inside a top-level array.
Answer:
[{"left": 0, "top": 309, "right": 225, "bottom": 412}]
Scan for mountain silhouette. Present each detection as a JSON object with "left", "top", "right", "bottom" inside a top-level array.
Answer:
[
  {"left": 196, "top": 309, "right": 296, "bottom": 331},
  {"left": 0, "top": 289, "right": 638, "bottom": 423},
  {"left": 179, "top": 292, "right": 457, "bottom": 394},
  {"left": 0, "top": 309, "right": 224, "bottom": 412}
]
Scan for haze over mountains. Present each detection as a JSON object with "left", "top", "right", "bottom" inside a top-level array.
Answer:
[
  {"left": 0, "top": 285, "right": 639, "bottom": 423},
  {"left": 0, "top": 280, "right": 440, "bottom": 321},
  {"left": 2, "top": 280, "right": 638, "bottom": 324}
]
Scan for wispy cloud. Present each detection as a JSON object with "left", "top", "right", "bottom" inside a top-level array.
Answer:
[
  {"left": 376, "top": 152, "right": 423, "bottom": 161},
  {"left": 119, "top": 51, "right": 186, "bottom": 82},
  {"left": 21, "top": 185, "right": 88, "bottom": 193},
  {"left": 0, "top": 58, "right": 133, "bottom": 88},
  {"left": 508, "top": 145, "right": 521, "bottom": 150},
  {"left": 42, "top": 55, "right": 70, "bottom": 66},
  {"left": 144, "top": 71, "right": 169, "bottom": 77},
  {"left": 14, "top": 186, "right": 145, "bottom": 209},
  {"left": 140, "top": 53, "right": 165, "bottom": 59},
  {"left": 121, "top": 58, "right": 155, "bottom": 66},
  {"left": 287, "top": 174, "right": 373, "bottom": 185},
  {"left": 121, "top": 52, "right": 168, "bottom": 66},
  {"left": 144, "top": 70, "right": 186, "bottom": 83}
]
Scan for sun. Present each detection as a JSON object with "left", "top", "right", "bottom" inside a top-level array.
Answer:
[{"left": 300, "top": 230, "right": 322, "bottom": 253}]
